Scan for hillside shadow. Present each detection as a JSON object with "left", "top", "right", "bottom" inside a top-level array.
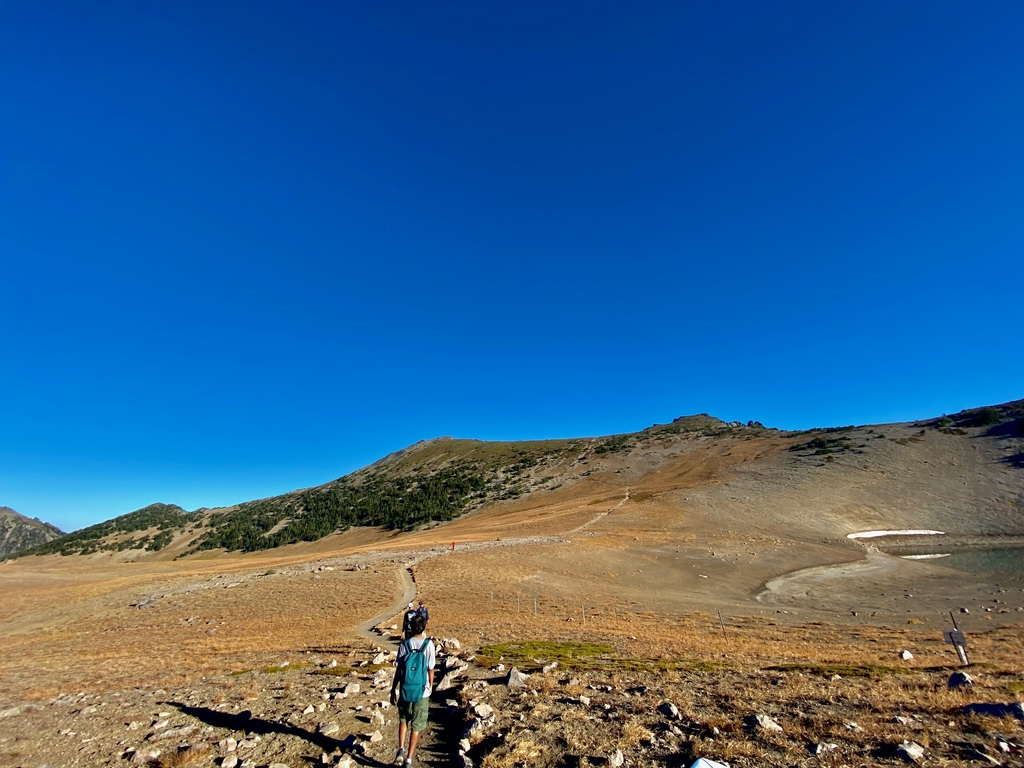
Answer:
[{"left": 1000, "top": 451, "right": 1024, "bottom": 469}]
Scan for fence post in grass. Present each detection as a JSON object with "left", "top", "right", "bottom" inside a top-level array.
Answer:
[
  {"left": 717, "top": 609, "right": 728, "bottom": 642},
  {"left": 582, "top": 604, "right": 586, "bottom": 625},
  {"left": 534, "top": 597, "right": 537, "bottom": 615}
]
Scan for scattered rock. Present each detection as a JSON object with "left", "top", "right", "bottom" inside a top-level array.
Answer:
[
  {"left": 303, "top": 704, "right": 315, "bottom": 714},
  {"left": 368, "top": 730, "right": 383, "bottom": 743},
  {"left": 473, "top": 703, "right": 494, "bottom": 718},
  {"left": 459, "top": 738, "right": 471, "bottom": 753},
  {"left": 657, "top": 702, "right": 679, "bottom": 719},
  {"left": 152, "top": 724, "right": 195, "bottom": 740},
  {"left": 542, "top": 662, "right": 558, "bottom": 673},
  {"left": 441, "top": 638, "right": 461, "bottom": 652},
  {"left": 948, "top": 672, "right": 974, "bottom": 689},
  {"left": 318, "top": 722, "right": 340, "bottom": 736},
  {"left": 579, "top": 696, "right": 591, "bottom": 706},
  {"left": 960, "top": 607, "right": 970, "bottom": 614},
  {"left": 372, "top": 652, "right": 387, "bottom": 665},
  {"left": 894, "top": 716, "right": 913, "bottom": 726},
  {"left": 506, "top": 668, "right": 529, "bottom": 689},
  {"left": 815, "top": 743, "right": 839, "bottom": 756},
  {"left": 896, "top": 741, "right": 925, "bottom": 762},
  {"left": 845, "top": 722, "right": 863, "bottom": 732},
  {"left": 899, "top": 650, "right": 914, "bottom": 660},
  {"left": 221, "top": 758, "right": 238, "bottom": 768},
  {"left": 747, "top": 713, "right": 783, "bottom": 733},
  {"left": 337, "top": 757, "right": 354, "bottom": 768},
  {"left": 342, "top": 683, "right": 360, "bottom": 695},
  {"left": 608, "top": 748, "right": 625, "bottom": 767},
  {"left": 131, "top": 749, "right": 161, "bottom": 764},
  {"left": 969, "top": 748, "right": 1003, "bottom": 766}
]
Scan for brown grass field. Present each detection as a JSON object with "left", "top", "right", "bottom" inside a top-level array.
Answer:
[{"left": 1, "top": 420, "right": 1022, "bottom": 766}]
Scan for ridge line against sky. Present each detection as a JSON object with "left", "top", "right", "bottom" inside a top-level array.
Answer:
[{"left": 1, "top": 1, "right": 1022, "bottom": 531}]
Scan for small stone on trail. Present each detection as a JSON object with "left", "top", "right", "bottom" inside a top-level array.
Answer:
[
  {"left": 493, "top": 664, "right": 505, "bottom": 672},
  {"left": 372, "top": 652, "right": 387, "bottom": 664},
  {"left": 303, "top": 705, "right": 315, "bottom": 714},
  {"left": 896, "top": 741, "right": 925, "bottom": 762},
  {"left": 269, "top": 763, "right": 291, "bottom": 768},
  {"left": 845, "top": 722, "right": 862, "bottom": 732},
  {"left": 318, "top": 722, "right": 340, "bottom": 736},
  {"left": 815, "top": 743, "right": 839, "bottom": 756},
  {"left": 368, "top": 729, "right": 383, "bottom": 742},
  {"left": 459, "top": 738, "right": 471, "bottom": 753},
  {"left": 608, "top": 748, "right": 625, "bottom": 767},
  {"left": 894, "top": 716, "right": 912, "bottom": 726},
  {"left": 960, "top": 607, "right": 970, "bottom": 614},
  {"left": 343, "top": 683, "right": 360, "bottom": 695},
  {"left": 579, "top": 696, "right": 591, "bottom": 706},
  {"left": 221, "top": 758, "right": 238, "bottom": 768},
  {"left": 948, "top": 672, "right": 973, "bottom": 689},
  {"left": 899, "top": 650, "right": 914, "bottom": 660}
]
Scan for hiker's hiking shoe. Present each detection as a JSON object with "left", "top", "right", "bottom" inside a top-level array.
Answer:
[
  {"left": 394, "top": 749, "right": 406, "bottom": 765},
  {"left": 403, "top": 759, "right": 413, "bottom": 768}
]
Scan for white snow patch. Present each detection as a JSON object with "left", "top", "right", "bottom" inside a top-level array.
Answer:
[
  {"left": 847, "top": 530, "right": 945, "bottom": 539},
  {"left": 901, "top": 553, "right": 951, "bottom": 560}
]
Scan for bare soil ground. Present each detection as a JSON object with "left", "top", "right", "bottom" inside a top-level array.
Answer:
[{"left": 2, "top": 420, "right": 1023, "bottom": 767}]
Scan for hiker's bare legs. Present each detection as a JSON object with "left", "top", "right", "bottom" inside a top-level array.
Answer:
[
  {"left": 398, "top": 721, "right": 408, "bottom": 749},
  {"left": 408, "top": 730, "right": 420, "bottom": 761}
]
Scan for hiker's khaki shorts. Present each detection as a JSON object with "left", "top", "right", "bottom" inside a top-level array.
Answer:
[{"left": 398, "top": 697, "right": 429, "bottom": 732}]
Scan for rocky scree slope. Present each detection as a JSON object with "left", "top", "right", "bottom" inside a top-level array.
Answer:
[{"left": 0, "top": 506, "right": 63, "bottom": 558}]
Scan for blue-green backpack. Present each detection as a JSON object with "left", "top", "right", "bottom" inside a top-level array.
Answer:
[{"left": 399, "top": 637, "right": 431, "bottom": 703}]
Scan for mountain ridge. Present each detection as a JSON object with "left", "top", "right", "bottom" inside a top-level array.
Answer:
[
  {"left": 7, "top": 398, "right": 1023, "bottom": 561},
  {"left": 0, "top": 506, "right": 65, "bottom": 558}
]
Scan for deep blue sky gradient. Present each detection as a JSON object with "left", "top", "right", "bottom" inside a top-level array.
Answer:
[{"left": 2, "top": 2, "right": 1022, "bottom": 531}]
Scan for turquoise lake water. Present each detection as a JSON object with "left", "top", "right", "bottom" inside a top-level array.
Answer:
[{"left": 925, "top": 547, "right": 1024, "bottom": 585}]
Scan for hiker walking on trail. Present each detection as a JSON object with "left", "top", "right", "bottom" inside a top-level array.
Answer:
[
  {"left": 391, "top": 612, "right": 435, "bottom": 767},
  {"left": 416, "top": 600, "right": 429, "bottom": 623},
  {"left": 402, "top": 602, "right": 417, "bottom": 639}
]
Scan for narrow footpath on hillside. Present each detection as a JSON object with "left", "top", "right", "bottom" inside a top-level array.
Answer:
[{"left": 570, "top": 486, "right": 630, "bottom": 533}]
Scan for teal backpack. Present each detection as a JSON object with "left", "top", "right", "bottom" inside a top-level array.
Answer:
[{"left": 398, "top": 637, "right": 431, "bottom": 703}]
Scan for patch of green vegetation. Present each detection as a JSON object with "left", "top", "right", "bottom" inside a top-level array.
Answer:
[
  {"left": 594, "top": 435, "right": 632, "bottom": 454},
  {"left": 231, "top": 661, "right": 314, "bottom": 676},
  {"left": 764, "top": 663, "right": 908, "bottom": 678},
  {"left": 789, "top": 435, "right": 861, "bottom": 457},
  {"left": 9, "top": 503, "right": 194, "bottom": 559},
  {"left": 1006, "top": 680, "right": 1024, "bottom": 696},
  {"left": 479, "top": 640, "right": 614, "bottom": 667}
]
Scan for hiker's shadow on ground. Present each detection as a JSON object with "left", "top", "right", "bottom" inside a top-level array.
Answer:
[{"left": 167, "top": 702, "right": 395, "bottom": 768}]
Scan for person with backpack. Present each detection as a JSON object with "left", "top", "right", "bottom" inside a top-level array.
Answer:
[
  {"left": 402, "top": 603, "right": 417, "bottom": 639},
  {"left": 390, "top": 611, "right": 435, "bottom": 767}
]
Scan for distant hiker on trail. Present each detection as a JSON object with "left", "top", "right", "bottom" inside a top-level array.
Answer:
[
  {"left": 402, "top": 603, "right": 417, "bottom": 639},
  {"left": 416, "top": 600, "right": 429, "bottom": 623},
  {"left": 391, "top": 612, "right": 434, "bottom": 768},
  {"left": 451, "top": 541, "right": 456, "bottom": 551}
]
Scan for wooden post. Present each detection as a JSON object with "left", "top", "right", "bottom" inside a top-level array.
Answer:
[
  {"left": 718, "top": 609, "right": 728, "bottom": 641},
  {"left": 948, "top": 611, "right": 970, "bottom": 666},
  {"left": 534, "top": 598, "right": 537, "bottom": 615},
  {"left": 582, "top": 605, "right": 586, "bottom": 624}
]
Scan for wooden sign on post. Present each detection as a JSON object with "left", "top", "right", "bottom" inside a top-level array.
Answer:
[{"left": 945, "top": 612, "right": 970, "bottom": 666}]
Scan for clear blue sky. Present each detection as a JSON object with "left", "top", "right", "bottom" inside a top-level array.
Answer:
[{"left": 2, "top": 2, "right": 1021, "bottom": 532}]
